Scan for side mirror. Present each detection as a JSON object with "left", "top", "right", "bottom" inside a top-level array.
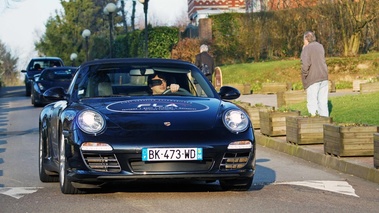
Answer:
[
  {"left": 43, "top": 87, "right": 67, "bottom": 101},
  {"left": 218, "top": 86, "right": 241, "bottom": 100}
]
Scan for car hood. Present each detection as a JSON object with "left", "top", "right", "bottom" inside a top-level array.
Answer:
[
  {"left": 81, "top": 98, "right": 225, "bottom": 131},
  {"left": 27, "top": 70, "right": 42, "bottom": 78},
  {"left": 39, "top": 80, "right": 71, "bottom": 89}
]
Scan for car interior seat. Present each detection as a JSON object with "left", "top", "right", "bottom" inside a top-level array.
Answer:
[{"left": 97, "top": 74, "right": 113, "bottom": 96}]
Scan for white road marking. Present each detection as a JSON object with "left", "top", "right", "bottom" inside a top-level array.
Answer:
[
  {"left": 0, "top": 187, "right": 43, "bottom": 199},
  {"left": 274, "top": 180, "right": 358, "bottom": 197}
]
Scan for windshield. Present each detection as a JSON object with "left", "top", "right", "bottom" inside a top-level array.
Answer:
[
  {"left": 27, "top": 59, "right": 63, "bottom": 71},
  {"left": 40, "top": 68, "right": 75, "bottom": 82},
  {"left": 73, "top": 63, "right": 216, "bottom": 99}
]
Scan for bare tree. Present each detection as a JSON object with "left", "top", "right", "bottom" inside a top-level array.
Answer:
[
  {"left": 0, "top": 0, "right": 24, "bottom": 14},
  {"left": 332, "top": 0, "right": 377, "bottom": 56}
]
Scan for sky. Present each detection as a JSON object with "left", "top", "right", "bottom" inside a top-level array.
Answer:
[{"left": 0, "top": 0, "right": 188, "bottom": 70}]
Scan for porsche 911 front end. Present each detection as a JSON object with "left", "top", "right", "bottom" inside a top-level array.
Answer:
[
  {"left": 38, "top": 58, "right": 256, "bottom": 194},
  {"left": 61, "top": 97, "right": 256, "bottom": 192}
]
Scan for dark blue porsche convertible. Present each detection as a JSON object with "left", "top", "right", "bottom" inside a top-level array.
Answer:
[{"left": 39, "top": 58, "right": 256, "bottom": 194}]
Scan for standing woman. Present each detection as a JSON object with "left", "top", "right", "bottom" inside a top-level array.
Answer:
[{"left": 300, "top": 31, "right": 329, "bottom": 117}]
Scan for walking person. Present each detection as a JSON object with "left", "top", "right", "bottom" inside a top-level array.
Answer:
[
  {"left": 300, "top": 31, "right": 329, "bottom": 117},
  {"left": 195, "top": 44, "right": 215, "bottom": 83}
]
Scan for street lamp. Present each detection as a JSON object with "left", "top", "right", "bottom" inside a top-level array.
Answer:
[
  {"left": 70, "top": 53, "right": 78, "bottom": 66},
  {"left": 104, "top": 3, "right": 117, "bottom": 58},
  {"left": 81, "top": 29, "right": 91, "bottom": 61},
  {"left": 131, "top": 0, "right": 136, "bottom": 31},
  {"left": 138, "top": 0, "right": 149, "bottom": 57}
]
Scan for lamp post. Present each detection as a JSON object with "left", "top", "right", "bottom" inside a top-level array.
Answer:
[
  {"left": 138, "top": 0, "right": 149, "bottom": 57},
  {"left": 70, "top": 53, "right": 78, "bottom": 66},
  {"left": 131, "top": 0, "right": 136, "bottom": 31},
  {"left": 104, "top": 3, "right": 117, "bottom": 58},
  {"left": 81, "top": 29, "right": 91, "bottom": 61}
]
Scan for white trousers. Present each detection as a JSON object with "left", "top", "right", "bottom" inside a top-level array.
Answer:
[{"left": 306, "top": 80, "right": 329, "bottom": 117}]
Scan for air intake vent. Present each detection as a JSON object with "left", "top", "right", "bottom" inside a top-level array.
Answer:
[
  {"left": 82, "top": 153, "right": 121, "bottom": 172},
  {"left": 220, "top": 152, "right": 251, "bottom": 170}
]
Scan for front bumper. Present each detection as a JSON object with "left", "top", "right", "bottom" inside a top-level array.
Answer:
[{"left": 67, "top": 147, "right": 256, "bottom": 184}]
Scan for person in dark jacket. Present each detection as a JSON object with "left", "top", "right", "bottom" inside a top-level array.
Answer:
[
  {"left": 195, "top": 44, "right": 215, "bottom": 82},
  {"left": 300, "top": 31, "right": 329, "bottom": 117}
]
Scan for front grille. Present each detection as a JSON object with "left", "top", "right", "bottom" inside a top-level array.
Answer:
[
  {"left": 220, "top": 152, "right": 251, "bottom": 170},
  {"left": 82, "top": 153, "right": 121, "bottom": 172}
]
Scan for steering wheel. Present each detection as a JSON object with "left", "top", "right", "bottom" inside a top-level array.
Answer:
[{"left": 162, "top": 88, "right": 192, "bottom": 96}]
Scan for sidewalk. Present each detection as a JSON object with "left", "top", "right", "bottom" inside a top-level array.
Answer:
[{"left": 237, "top": 90, "right": 379, "bottom": 184}]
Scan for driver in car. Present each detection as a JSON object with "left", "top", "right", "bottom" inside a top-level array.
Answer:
[{"left": 148, "top": 73, "right": 180, "bottom": 95}]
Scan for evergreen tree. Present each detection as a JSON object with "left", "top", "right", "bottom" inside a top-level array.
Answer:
[
  {"left": 0, "top": 40, "right": 19, "bottom": 86},
  {"left": 35, "top": 0, "right": 116, "bottom": 64}
]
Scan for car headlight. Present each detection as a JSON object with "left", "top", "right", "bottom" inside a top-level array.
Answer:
[
  {"left": 77, "top": 110, "right": 106, "bottom": 135},
  {"left": 223, "top": 109, "right": 249, "bottom": 133},
  {"left": 37, "top": 83, "right": 44, "bottom": 91}
]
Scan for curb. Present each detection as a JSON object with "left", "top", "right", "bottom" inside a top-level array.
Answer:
[{"left": 254, "top": 131, "right": 379, "bottom": 184}]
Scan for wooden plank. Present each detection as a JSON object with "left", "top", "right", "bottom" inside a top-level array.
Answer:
[
  {"left": 323, "top": 124, "right": 378, "bottom": 157},
  {"left": 360, "top": 82, "right": 379, "bottom": 94},
  {"left": 374, "top": 133, "right": 379, "bottom": 168},
  {"left": 352, "top": 79, "right": 368, "bottom": 92},
  {"left": 259, "top": 110, "right": 300, "bottom": 136},
  {"left": 261, "top": 82, "right": 288, "bottom": 94}
]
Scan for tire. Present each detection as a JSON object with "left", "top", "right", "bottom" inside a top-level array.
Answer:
[
  {"left": 25, "top": 86, "right": 31, "bottom": 96},
  {"left": 59, "top": 131, "right": 83, "bottom": 194},
  {"left": 31, "top": 91, "right": 35, "bottom": 105},
  {"left": 32, "top": 92, "right": 42, "bottom": 107},
  {"left": 219, "top": 177, "right": 253, "bottom": 191},
  {"left": 39, "top": 125, "right": 59, "bottom": 182}
]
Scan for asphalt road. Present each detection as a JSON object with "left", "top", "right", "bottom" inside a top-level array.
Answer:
[{"left": 1, "top": 86, "right": 379, "bottom": 213}]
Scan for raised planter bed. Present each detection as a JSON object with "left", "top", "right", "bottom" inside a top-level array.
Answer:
[
  {"left": 277, "top": 90, "right": 306, "bottom": 108},
  {"left": 328, "top": 80, "right": 336, "bottom": 93},
  {"left": 374, "top": 133, "right": 379, "bottom": 169},
  {"left": 238, "top": 103, "right": 275, "bottom": 129},
  {"left": 323, "top": 123, "right": 378, "bottom": 157},
  {"left": 227, "top": 84, "right": 251, "bottom": 95},
  {"left": 286, "top": 116, "right": 332, "bottom": 145},
  {"left": 352, "top": 79, "right": 368, "bottom": 92},
  {"left": 261, "top": 82, "right": 289, "bottom": 94},
  {"left": 259, "top": 110, "right": 300, "bottom": 136},
  {"left": 360, "top": 82, "right": 379, "bottom": 94}
]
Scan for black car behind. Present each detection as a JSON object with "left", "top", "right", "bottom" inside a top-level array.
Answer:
[
  {"left": 31, "top": 66, "right": 76, "bottom": 106},
  {"left": 21, "top": 57, "right": 64, "bottom": 96}
]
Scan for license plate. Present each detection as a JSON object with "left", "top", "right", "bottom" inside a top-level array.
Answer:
[{"left": 142, "top": 148, "right": 203, "bottom": 161}]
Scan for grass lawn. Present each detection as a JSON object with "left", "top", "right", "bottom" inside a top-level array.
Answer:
[
  {"left": 285, "top": 91, "right": 379, "bottom": 126},
  {"left": 220, "top": 52, "right": 379, "bottom": 93},
  {"left": 221, "top": 52, "right": 379, "bottom": 126}
]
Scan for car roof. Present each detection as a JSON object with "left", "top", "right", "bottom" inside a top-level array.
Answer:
[{"left": 30, "top": 57, "right": 63, "bottom": 61}]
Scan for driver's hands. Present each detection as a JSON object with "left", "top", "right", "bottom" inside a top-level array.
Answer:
[{"left": 169, "top": 84, "right": 180, "bottom": 93}]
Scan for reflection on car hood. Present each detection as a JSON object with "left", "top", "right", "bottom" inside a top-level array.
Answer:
[
  {"left": 27, "top": 70, "right": 43, "bottom": 77},
  {"left": 81, "top": 98, "right": 223, "bottom": 131},
  {"left": 38, "top": 80, "right": 71, "bottom": 89}
]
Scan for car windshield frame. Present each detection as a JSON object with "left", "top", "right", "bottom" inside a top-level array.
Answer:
[
  {"left": 27, "top": 59, "right": 64, "bottom": 71},
  {"left": 39, "top": 68, "right": 75, "bottom": 82},
  {"left": 67, "top": 61, "right": 218, "bottom": 101}
]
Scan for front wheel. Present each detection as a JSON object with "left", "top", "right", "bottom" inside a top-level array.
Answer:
[
  {"left": 219, "top": 177, "right": 253, "bottom": 191},
  {"left": 25, "top": 85, "right": 31, "bottom": 96},
  {"left": 39, "top": 127, "right": 58, "bottom": 182},
  {"left": 59, "top": 132, "right": 83, "bottom": 194}
]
